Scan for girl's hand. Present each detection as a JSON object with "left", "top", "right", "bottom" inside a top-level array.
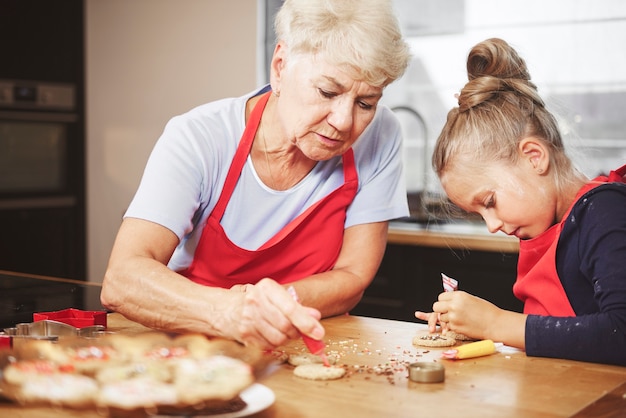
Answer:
[
  {"left": 433, "top": 290, "right": 501, "bottom": 340},
  {"left": 416, "top": 291, "right": 499, "bottom": 339},
  {"left": 414, "top": 310, "right": 442, "bottom": 333},
  {"left": 418, "top": 290, "right": 527, "bottom": 348}
]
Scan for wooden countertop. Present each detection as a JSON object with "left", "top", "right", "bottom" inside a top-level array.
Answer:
[
  {"left": 3, "top": 313, "right": 625, "bottom": 417},
  {"left": 388, "top": 221, "right": 520, "bottom": 253}
]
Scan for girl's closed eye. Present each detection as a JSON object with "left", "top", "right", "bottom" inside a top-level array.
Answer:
[{"left": 484, "top": 194, "right": 495, "bottom": 209}]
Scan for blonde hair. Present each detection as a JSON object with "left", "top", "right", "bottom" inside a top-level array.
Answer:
[
  {"left": 433, "top": 38, "right": 580, "bottom": 193},
  {"left": 274, "top": 0, "right": 411, "bottom": 87}
]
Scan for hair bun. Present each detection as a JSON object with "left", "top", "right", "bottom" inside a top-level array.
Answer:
[
  {"left": 457, "top": 38, "right": 542, "bottom": 113},
  {"left": 467, "top": 38, "right": 530, "bottom": 81}
]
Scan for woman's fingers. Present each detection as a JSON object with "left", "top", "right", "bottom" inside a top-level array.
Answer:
[{"left": 236, "top": 278, "right": 324, "bottom": 348}]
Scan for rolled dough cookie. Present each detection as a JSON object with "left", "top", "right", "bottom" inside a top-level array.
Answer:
[
  {"left": 412, "top": 332, "right": 456, "bottom": 348},
  {"left": 288, "top": 353, "right": 337, "bottom": 366},
  {"left": 293, "top": 364, "right": 346, "bottom": 380}
]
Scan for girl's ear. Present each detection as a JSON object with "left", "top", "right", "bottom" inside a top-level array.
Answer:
[{"left": 519, "top": 137, "right": 550, "bottom": 175}]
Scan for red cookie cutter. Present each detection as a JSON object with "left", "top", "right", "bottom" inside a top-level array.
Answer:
[
  {"left": 0, "top": 334, "right": 11, "bottom": 349},
  {"left": 33, "top": 308, "right": 107, "bottom": 328}
]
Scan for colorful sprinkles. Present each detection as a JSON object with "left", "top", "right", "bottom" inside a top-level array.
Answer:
[{"left": 286, "top": 336, "right": 438, "bottom": 385}]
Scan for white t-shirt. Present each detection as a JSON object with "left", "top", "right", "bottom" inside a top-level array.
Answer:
[{"left": 125, "top": 86, "right": 409, "bottom": 271}]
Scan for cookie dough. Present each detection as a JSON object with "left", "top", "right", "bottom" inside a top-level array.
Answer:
[
  {"left": 293, "top": 364, "right": 346, "bottom": 380},
  {"left": 288, "top": 353, "right": 337, "bottom": 366}
]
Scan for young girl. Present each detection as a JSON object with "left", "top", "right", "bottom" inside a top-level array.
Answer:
[{"left": 415, "top": 38, "right": 626, "bottom": 366}]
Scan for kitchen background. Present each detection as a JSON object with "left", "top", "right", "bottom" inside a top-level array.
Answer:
[
  {"left": 0, "top": 0, "right": 624, "bottom": 284},
  {"left": 385, "top": 0, "right": 626, "bottom": 198}
]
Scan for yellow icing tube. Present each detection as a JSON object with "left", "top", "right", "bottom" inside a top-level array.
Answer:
[{"left": 442, "top": 339, "right": 501, "bottom": 360}]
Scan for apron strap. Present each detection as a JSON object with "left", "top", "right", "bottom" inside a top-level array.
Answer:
[
  {"left": 608, "top": 164, "right": 626, "bottom": 182},
  {"left": 211, "top": 91, "right": 271, "bottom": 221}
]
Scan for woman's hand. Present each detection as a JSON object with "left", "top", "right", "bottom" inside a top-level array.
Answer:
[
  {"left": 103, "top": 219, "right": 324, "bottom": 350},
  {"left": 232, "top": 278, "right": 325, "bottom": 350}
]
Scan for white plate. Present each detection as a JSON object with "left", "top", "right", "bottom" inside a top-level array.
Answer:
[{"left": 155, "top": 383, "right": 275, "bottom": 418}]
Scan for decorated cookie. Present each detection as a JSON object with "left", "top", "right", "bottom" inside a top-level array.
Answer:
[
  {"left": 444, "top": 330, "right": 474, "bottom": 341},
  {"left": 412, "top": 332, "right": 457, "bottom": 348}
]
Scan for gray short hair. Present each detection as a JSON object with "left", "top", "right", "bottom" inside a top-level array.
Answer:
[{"left": 274, "top": 0, "right": 411, "bottom": 87}]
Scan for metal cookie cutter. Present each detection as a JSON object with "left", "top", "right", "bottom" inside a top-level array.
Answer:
[
  {"left": 408, "top": 362, "right": 445, "bottom": 383},
  {"left": 1, "top": 320, "right": 106, "bottom": 348}
]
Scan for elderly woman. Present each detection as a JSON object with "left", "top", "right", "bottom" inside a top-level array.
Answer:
[{"left": 101, "top": 0, "right": 411, "bottom": 349}]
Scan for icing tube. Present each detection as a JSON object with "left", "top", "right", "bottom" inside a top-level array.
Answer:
[
  {"left": 442, "top": 339, "right": 499, "bottom": 360},
  {"left": 287, "top": 286, "right": 329, "bottom": 366},
  {"left": 441, "top": 273, "right": 458, "bottom": 292},
  {"left": 301, "top": 334, "right": 325, "bottom": 355}
]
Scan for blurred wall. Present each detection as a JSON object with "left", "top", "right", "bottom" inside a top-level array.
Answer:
[{"left": 86, "top": 0, "right": 258, "bottom": 282}]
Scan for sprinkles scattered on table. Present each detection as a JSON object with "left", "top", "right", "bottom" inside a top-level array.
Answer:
[{"left": 287, "top": 337, "right": 438, "bottom": 385}]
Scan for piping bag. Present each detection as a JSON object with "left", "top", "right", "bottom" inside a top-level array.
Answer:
[
  {"left": 441, "top": 272, "right": 458, "bottom": 292},
  {"left": 287, "top": 286, "right": 330, "bottom": 366},
  {"left": 439, "top": 272, "right": 458, "bottom": 331},
  {"left": 439, "top": 274, "right": 503, "bottom": 360}
]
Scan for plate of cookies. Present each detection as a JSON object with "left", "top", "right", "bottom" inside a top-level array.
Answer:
[{"left": 0, "top": 331, "right": 277, "bottom": 416}]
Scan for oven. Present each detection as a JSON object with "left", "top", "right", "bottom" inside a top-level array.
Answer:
[{"left": 0, "top": 79, "right": 85, "bottom": 279}]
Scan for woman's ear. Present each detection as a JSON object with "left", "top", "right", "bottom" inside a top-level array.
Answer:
[
  {"left": 519, "top": 137, "right": 550, "bottom": 175},
  {"left": 269, "top": 42, "right": 287, "bottom": 96}
]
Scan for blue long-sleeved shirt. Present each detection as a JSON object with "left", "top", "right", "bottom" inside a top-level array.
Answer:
[{"left": 525, "top": 182, "right": 626, "bottom": 366}]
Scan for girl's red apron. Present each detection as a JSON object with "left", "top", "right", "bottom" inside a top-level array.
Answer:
[
  {"left": 179, "top": 92, "right": 358, "bottom": 287},
  {"left": 513, "top": 165, "right": 626, "bottom": 316}
]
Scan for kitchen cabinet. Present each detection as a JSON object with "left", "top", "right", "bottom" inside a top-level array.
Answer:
[
  {"left": 350, "top": 243, "right": 522, "bottom": 322},
  {"left": 0, "top": 0, "right": 86, "bottom": 280},
  {"left": 0, "top": 207, "right": 84, "bottom": 280},
  {"left": 0, "top": 0, "right": 84, "bottom": 84}
]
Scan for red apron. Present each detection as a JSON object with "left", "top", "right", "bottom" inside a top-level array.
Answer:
[
  {"left": 180, "top": 92, "right": 359, "bottom": 287},
  {"left": 513, "top": 165, "right": 626, "bottom": 316}
]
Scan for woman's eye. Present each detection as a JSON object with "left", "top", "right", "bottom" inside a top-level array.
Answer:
[
  {"left": 318, "top": 88, "right": 375, "bottom": 111},
  {"left": 485, "top": 196, "right": 495, "bottom": 209},
  {"left": 318, "top": 88, "right": 335, "bottom": 99},
  {"left": 358, "top": 101, "right": 374, "bottom": 110}
]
